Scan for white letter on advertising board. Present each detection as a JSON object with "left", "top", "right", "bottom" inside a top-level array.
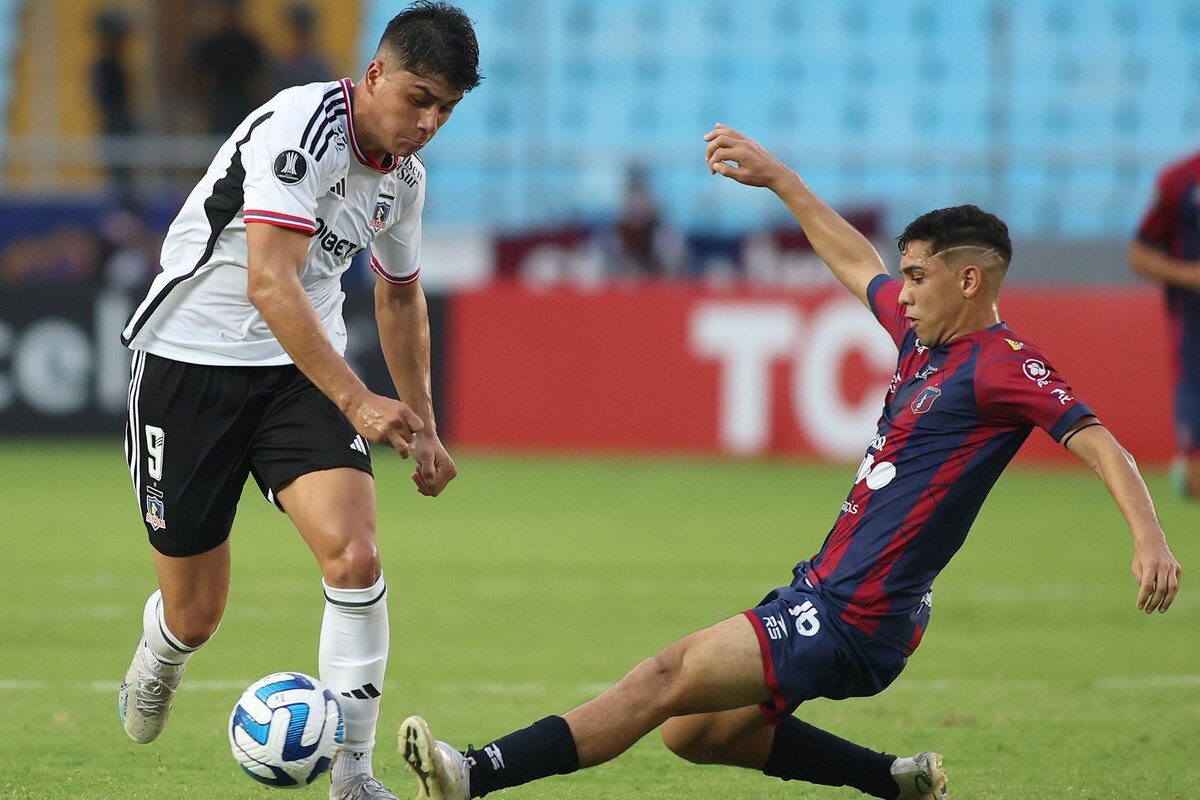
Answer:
[{"left": 690, "top": 303, "right": 799, "bottom": 455}]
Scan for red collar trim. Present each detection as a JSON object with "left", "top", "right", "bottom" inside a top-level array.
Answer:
[{"left": 340, "top": 78, "right": 397, "bottom": 173}]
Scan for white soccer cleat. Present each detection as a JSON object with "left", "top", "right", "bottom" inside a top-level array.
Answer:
[
  {"left": 399, "top": 716, "right": 469, "bottom": 800},
  {"left": 117, "top": 637, "right": 185, "bottom": 744},
  {"left": 890, "top": 751, "right": 948, "bottom": 800},
  {"left": 330, "top": 774, "right": 401, "bottom": 800}
]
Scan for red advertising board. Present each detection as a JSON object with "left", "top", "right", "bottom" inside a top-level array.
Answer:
[{"left": 448, "top": 283, "right": 1174, "bottom": 464}]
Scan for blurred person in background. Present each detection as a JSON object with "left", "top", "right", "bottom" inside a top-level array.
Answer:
[
  {"left": 190, "top": 0, "right": 267, "bottom": 135},
  {"left": 271, "top": 3, "right": 335, "bottom": 94},
  {"left": 1129, "top": 151, "right": 1200, "bottom": 500},
  {"left": 604, "top": 164, "right": 687, "bottom": 279},
  {"left": 116, "top": 4, "right": 481, "bottom": 800},
  {"left": 91, "top": 9, "right": 137, "bottom": 200},
  {"left": 95, "top": 200, "right": 160, "bottom": 291},
  {"left": 397, "top": 125, "right": 1181, "bottom": 800}
]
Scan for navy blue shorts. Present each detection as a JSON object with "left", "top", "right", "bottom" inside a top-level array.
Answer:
[
  {"left": 743, "top": 582, "right": 908, "bottom": 723},
  {"left": 1175, "top": 375, "right": 1200, "bottom": 454}
]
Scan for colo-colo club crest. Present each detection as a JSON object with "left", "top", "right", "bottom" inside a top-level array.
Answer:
[{"left": 370, "top": 194, "right": 393, "bottom": 231}]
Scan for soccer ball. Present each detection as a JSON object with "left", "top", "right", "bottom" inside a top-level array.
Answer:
[{"left": 229, "top": 672, "right": 344, "bottom": 788}]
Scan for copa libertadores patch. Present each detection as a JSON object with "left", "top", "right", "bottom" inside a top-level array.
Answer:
[{"left": 273, "top": 149, "right": 308, "bottom": 185}]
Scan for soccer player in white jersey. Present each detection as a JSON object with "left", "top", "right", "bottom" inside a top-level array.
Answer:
[{"left": 117, "top": 4, "right": 481, "bottom": 798}]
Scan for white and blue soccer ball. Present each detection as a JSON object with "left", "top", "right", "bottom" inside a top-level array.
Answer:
[{"left": 229, "top": 672, "right": 344, "bottom": 788}]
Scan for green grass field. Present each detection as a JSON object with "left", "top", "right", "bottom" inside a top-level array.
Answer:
[{"left": 1, "top": 441, "right": 1196, "bottom": 800}]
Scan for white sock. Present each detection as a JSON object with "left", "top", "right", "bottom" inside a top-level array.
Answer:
[
  {"left": 319, "top": 575, "right": 388, "bottom": 779},
  {"left": 141, "top": 590, "right": 200, "bottom": 666},
  {"left": 332, "top": 747, "right": 373, "bottom": 785}
]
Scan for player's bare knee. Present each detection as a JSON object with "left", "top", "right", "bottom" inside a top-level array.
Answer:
[
  {"left": 627, "top": 648, "right": 691, "bottom": 715},
  {"left": 320, "top": 536, "right": 381, "bottom": 588}
]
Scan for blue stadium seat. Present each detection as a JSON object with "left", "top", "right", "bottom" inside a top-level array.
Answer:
[{"left": 363, "top": 0, "right": 1200, "bottom": 238}]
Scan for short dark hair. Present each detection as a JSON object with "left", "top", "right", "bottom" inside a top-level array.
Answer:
[
  {"left": 896, "top": 205, "right": 1012, "bottom": 266},
  {"left": 377, "top": 2, "right": 482, "bottom": 94}
]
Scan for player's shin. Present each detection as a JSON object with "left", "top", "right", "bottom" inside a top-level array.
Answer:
[
  {"left": 320, "top": 575, "right": 389, "bottom": 784},
  {"left": 463, "top": 716, "right": 580, "bottom": 798},
  {"left": 762, "top": 717, "right": 898, "bottom": 799},
  {"left": 143, "top": 588, "right": 204, "bottom": 664}
]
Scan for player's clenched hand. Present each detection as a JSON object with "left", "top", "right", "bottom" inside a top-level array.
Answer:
[
  {"left": 704, "top": 123, "right": 793, "bottom": 189},
  {"left": 410, "top": 431, "right": 458, "bottom": 497},
  {"left": 347, "top": 392, "right": 423, "bottom": 458},
  {"left": 1131, "top": 537, "right": 1182, "bottom": 614}
]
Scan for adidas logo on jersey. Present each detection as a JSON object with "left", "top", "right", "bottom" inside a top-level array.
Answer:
[
  {"left": 350, "top": 435, "right": 368, "bottom": 455},
  {"left": 328, "top": 178, "right": 346, "bottom": 199}
]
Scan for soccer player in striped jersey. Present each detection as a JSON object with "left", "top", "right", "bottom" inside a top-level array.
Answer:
[
  {"left": 117, "top": 4, "right": 480, "bottom": 799},
  {"left": 1129, "top": 150, "right": 1200, "bottom": 500},
  {"left": 396, "top": 127, "right": 1182, "bottom": 800}
]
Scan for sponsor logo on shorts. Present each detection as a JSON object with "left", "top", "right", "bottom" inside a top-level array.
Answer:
[
  {"left": 789, "top": 600, "right": 821, "bottom": 637},
  {"left": 350, "top": 435, "right": 369, "bottom": 455},
  {"left": 762, "top": 613, "right": 789, "bottom": 640}
]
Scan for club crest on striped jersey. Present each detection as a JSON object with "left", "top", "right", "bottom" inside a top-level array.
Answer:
[
  {"left": 369, "top": 194, "right": 393, "bottom": 231},
  {"left": 272, "top": 149, "right": 308, "bottom": 185},
  {"left": 910, "top": 384, "right": 942, "bottom": 414}
]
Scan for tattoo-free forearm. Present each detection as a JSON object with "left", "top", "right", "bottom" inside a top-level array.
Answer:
[
  {"left": 770, "top": 172, "right": 887, "bottom": 305},
  {"left": 1128, "top": 241, "right": 1200, "bottom": 292},
  {"left": 1068, "top": 424, "right": 1165, "bottom": 545},
  {"left": 375, "top": 283, "right": 435, "bottom": 429}
]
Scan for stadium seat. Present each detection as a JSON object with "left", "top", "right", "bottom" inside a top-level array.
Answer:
[{"left": 361, "top": 0, "right": 1200, "bottom": 238}]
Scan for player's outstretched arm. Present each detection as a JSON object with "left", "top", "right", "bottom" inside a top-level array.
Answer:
[
  {"left": 704, "top": 123, "right": 886, "bottom": 307},
  {"left": 375, "top": 277, "right": 458, "bottom": 497},
  {"left": 245, "top": 222, "right": 423, "bottom": 457},
  {"left": 1128, "top": 240, "right": 1200, "bottom": 292},
  {"left": 1062, "top": 418, "right": 1182, "bottom": 613}
]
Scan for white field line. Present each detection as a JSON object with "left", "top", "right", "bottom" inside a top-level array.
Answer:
[
  {"left": 2, "top": 676, "right": 1199, "bottom": 693},
  {"left": 1093, "top": 675, "right": 1200, "bottom": 690}
]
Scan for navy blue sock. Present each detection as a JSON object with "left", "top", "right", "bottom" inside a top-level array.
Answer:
[
  {"left": 465, "top": 715, "right": 580, "bottom": 798},
  {"left": 762, "top": 716, "right": 897, "bottom": 799}
]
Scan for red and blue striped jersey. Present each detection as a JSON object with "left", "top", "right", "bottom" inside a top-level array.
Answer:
[
  {"left": 1135, "top": 150, "right": 1200, "bottom": 386},
  {"left": 802, "top": 275, "right": 1094, "bottom": 655}
]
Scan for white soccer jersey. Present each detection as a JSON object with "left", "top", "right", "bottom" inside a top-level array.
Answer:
[{"left": 122, "top": 78, "right": 425, "bottom": 366}]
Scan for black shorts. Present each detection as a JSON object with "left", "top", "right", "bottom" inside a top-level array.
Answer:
[{"left": 124, "top": 351, "right": 372, "bottom": 557}]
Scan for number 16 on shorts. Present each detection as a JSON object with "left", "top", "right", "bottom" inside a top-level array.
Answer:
[
  {"left": 789, "top": 600, "right": 821, "bottom": 636},
  {"left": 761, "top": 600, "right": 821, "bottom": 640}
]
